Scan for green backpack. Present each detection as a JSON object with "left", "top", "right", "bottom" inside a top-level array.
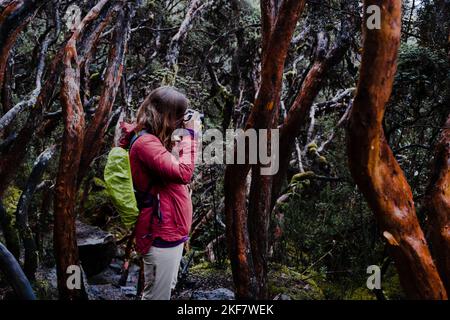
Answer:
[{"left": 104, "top": 132, "right": 146, "bottom": 229}]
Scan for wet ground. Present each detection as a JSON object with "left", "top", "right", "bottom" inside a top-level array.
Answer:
[{"left": 29, "top": 257, "right": 235, "bottom": 300}]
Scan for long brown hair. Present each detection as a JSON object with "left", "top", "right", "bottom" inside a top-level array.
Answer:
[{"left": 136, "top": 86, "right": 188, "bottom": 149}]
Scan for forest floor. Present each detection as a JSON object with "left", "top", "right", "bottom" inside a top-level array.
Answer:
[
  {"left": 1, "top": 255, "right": 325, "bottom": 300},
  {"left": 27, "top": 258, "right": 236, "bottom": 300},
  {"left": 0, "top": 220, "right": 392, "bottom": 300}
]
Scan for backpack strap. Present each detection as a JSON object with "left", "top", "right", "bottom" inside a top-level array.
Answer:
[
  {"left": 129, "top": 130, "right": 148, "bottom": 151},
  {"left": 128, "top": 130, "right": 162, "bottom": 223}
]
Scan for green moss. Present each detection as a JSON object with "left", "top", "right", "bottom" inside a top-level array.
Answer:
[
  {"left": 345, "top": 287, "right": 376, "bottom": 300},
  {"left": 162, "top": 66, "right": 179, "bottom": 86},
  {"left": 382, "top": 270, "right": 405, "bottom": 300},
  {"left": 284, "top": 69, "right": 296, "bottom": 82},
  {"left": 3, "top": 186, "right": 22, "bottom": 215},
  {"left": 268, "top": 264, "right": 324, "bottom": 300},
  {"left": 317, "top": 156, "right": 328, "bottom": 165},
  {"left": 318, "top": 269, "right": 406, "bottom": 300},
  {"left": 290, "top": 171, "right": 315, "bottom": 183},
  {"left": 190, "top": 260, "right": 232, "bottom": 277},
  {"left": 2, "top": 186, "right": 21, "bottom": 232},
  {"left": 306, "top": 142, "right": 318, "bottom": 155},
  {"left": 0, "top": 186, "right": 21, "bottom": 258},
  {"left": 85, "top": 190, "right": 110, "bottom": 211},
  {"left": 34, "top": 279, "right": 57, "bottom": 300}
]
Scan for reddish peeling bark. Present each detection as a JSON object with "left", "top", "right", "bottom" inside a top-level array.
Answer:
[
  {"left": 260, "top": 0, "right": 278, "bottom": 59},
  {"left": 54, "top": 0, "right": 110, "bottom": 300},
  {"left": 224, "top": 0, "right": 306, "bottom": 299},
  {"left": 347, "top": 0, "right": 447, "bottom": 299},
  {"left": 0, "top": 1, "right": 115, "bottom": 199},
  {"left": 77, "top": 4, "right": 131, "bottom": 186},
  {"left": 0, "top": 46, "right": 63, "bottom": 199},
  {"left": 271, "top": 31, "right": 350, "bottom": 208},
  {"left": 79, "top": 1, "right": 118, "bottom": 106},
  {"left": 1, "top": 55, "right": 12, "bottom": 115},
  {"left": 425, "top": 31, "right": 450, "bottom": 294},
  {"left": 0, "top": 17, "right": 57, "bottom": 134},
  {"left": 426, "top": 112, "right": 450, "bottom": 293},
  {"left": 0, "top": 0, "right": 48, "bottom": 90}
]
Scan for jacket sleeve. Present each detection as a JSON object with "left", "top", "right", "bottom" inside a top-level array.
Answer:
[
  {"left": 118, "top": 122, "right": 137, "bottom": 148},
  {"left": 134, "top": 133, "right": 198, "bottom": 184}
]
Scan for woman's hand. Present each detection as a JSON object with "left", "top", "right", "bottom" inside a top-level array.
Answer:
[{"left": 184, "top": 110, "right": 202, "bottom": 133}]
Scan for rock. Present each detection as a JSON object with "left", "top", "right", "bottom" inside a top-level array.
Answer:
[
  {"left": 88, "top": 266, "right": 120, "bottom": 285},
  {"left": 86, "top": 285, "right": 102, "bottom": 299},
  {"left": 175, "top": 290, "right": 193, "bottom": 300},
  {"left": 191, "top": 288, "right": 235, "bottom": 300},
  {"left": 120, "top": 286, "right": 137, "bottom": 297},
  {"left": 273, "top": 293, "right": 292, "bottom": 300},
  {"left": 109, "top": 262, "right": 122, "bottom": 272},
  {"left": 76, "top": 220, "right": 117, "bottom": 276}
]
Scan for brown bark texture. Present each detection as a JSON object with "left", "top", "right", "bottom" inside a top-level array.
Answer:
[
  {"left": 77, "top": 2, "right": 132, "bottom": 186},
  {"left": 424, "top": 30, "right": 450, "bottom": 295},
  {"left": 53, "top": 0, "right": 110, "bottom": 300},
  {"left": 0, "top": 47, "right": 63, "bottom": 198},
  {"left": 347, "top": 0, "right": 447, "bottom": 299},
  {"left": 224, "top": 0, "right": 305, "bottom": 299},
  {"left": 0, "top": 0, "right": 116, "bottom": 199},
  {"left": 0, "top": 0, "right": 49, "bottom": 90},
  {"left": 426, "top": 111, "right": 450, "bottom": 293}
]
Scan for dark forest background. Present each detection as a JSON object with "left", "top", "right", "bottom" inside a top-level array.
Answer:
[{"left": 0, "top": 0, "right": 449, "bottom": 300}]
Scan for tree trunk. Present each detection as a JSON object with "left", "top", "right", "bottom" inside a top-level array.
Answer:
[
  {"left": 1, "top": 55, "right": 13, "bottom": 117},
  {"left": 0, "top": 47, "right": 62, "bottom": 198},
  {"left": 224, "top": 0, "right": 306, "bottom": 299},
  {"left": 0, "top": 0, "right": 49, "bottom": 90},
  {"left": 0, "top": 0, "right": 115, "bottom": 199},
  {"left": 347, "top": 0, "right": 447, "bottom": 299},
  {"left": 54, "top": 0, "right": 111, "bottom": 300},
  {"left": 424, "top": 30, "right": 450, "bottom": 295},
  {"left": 77, "top": 2, "right": 132, "bottom": 186},
  {"left": 0, "top": 241, "right": 35, "bottom": 300},
  {"left": 426, "top": 112, "right": 450, "bottom": 293},
  {"left": 0, "top": 13, "right": 58, "bottom": 133},
  {"left": 15, "top": 145, "right": 56, "bottom": 280}
]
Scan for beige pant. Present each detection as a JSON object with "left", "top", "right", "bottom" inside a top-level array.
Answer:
[{"left": 141, "top": 243, "right": 184, "bottom": 300}]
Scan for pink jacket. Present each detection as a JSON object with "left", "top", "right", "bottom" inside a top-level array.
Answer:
[{"left": 119, "top": 122, "right": 198, "bottom": 254}]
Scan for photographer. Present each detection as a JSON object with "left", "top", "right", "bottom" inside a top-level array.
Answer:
[{"left": 119, "top": 86, "right": 201, "bottom": 300}]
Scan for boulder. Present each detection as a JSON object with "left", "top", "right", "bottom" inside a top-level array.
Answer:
[{"left": 76, "top": 220, "right": 117, "bottom": 276}]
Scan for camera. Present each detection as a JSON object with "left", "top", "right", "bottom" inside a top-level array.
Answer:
[{"left": 184, "top": 108, "right": 204, "bottom": 122}]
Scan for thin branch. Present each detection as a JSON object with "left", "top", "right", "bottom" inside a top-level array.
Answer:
[{"left": 318, "top": 101, "right": 352, "bottom": 152}]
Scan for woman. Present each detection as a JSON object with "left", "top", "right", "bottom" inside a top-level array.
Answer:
[{"left": 119, "top": 86, "right": 200, "bottom": 300}]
